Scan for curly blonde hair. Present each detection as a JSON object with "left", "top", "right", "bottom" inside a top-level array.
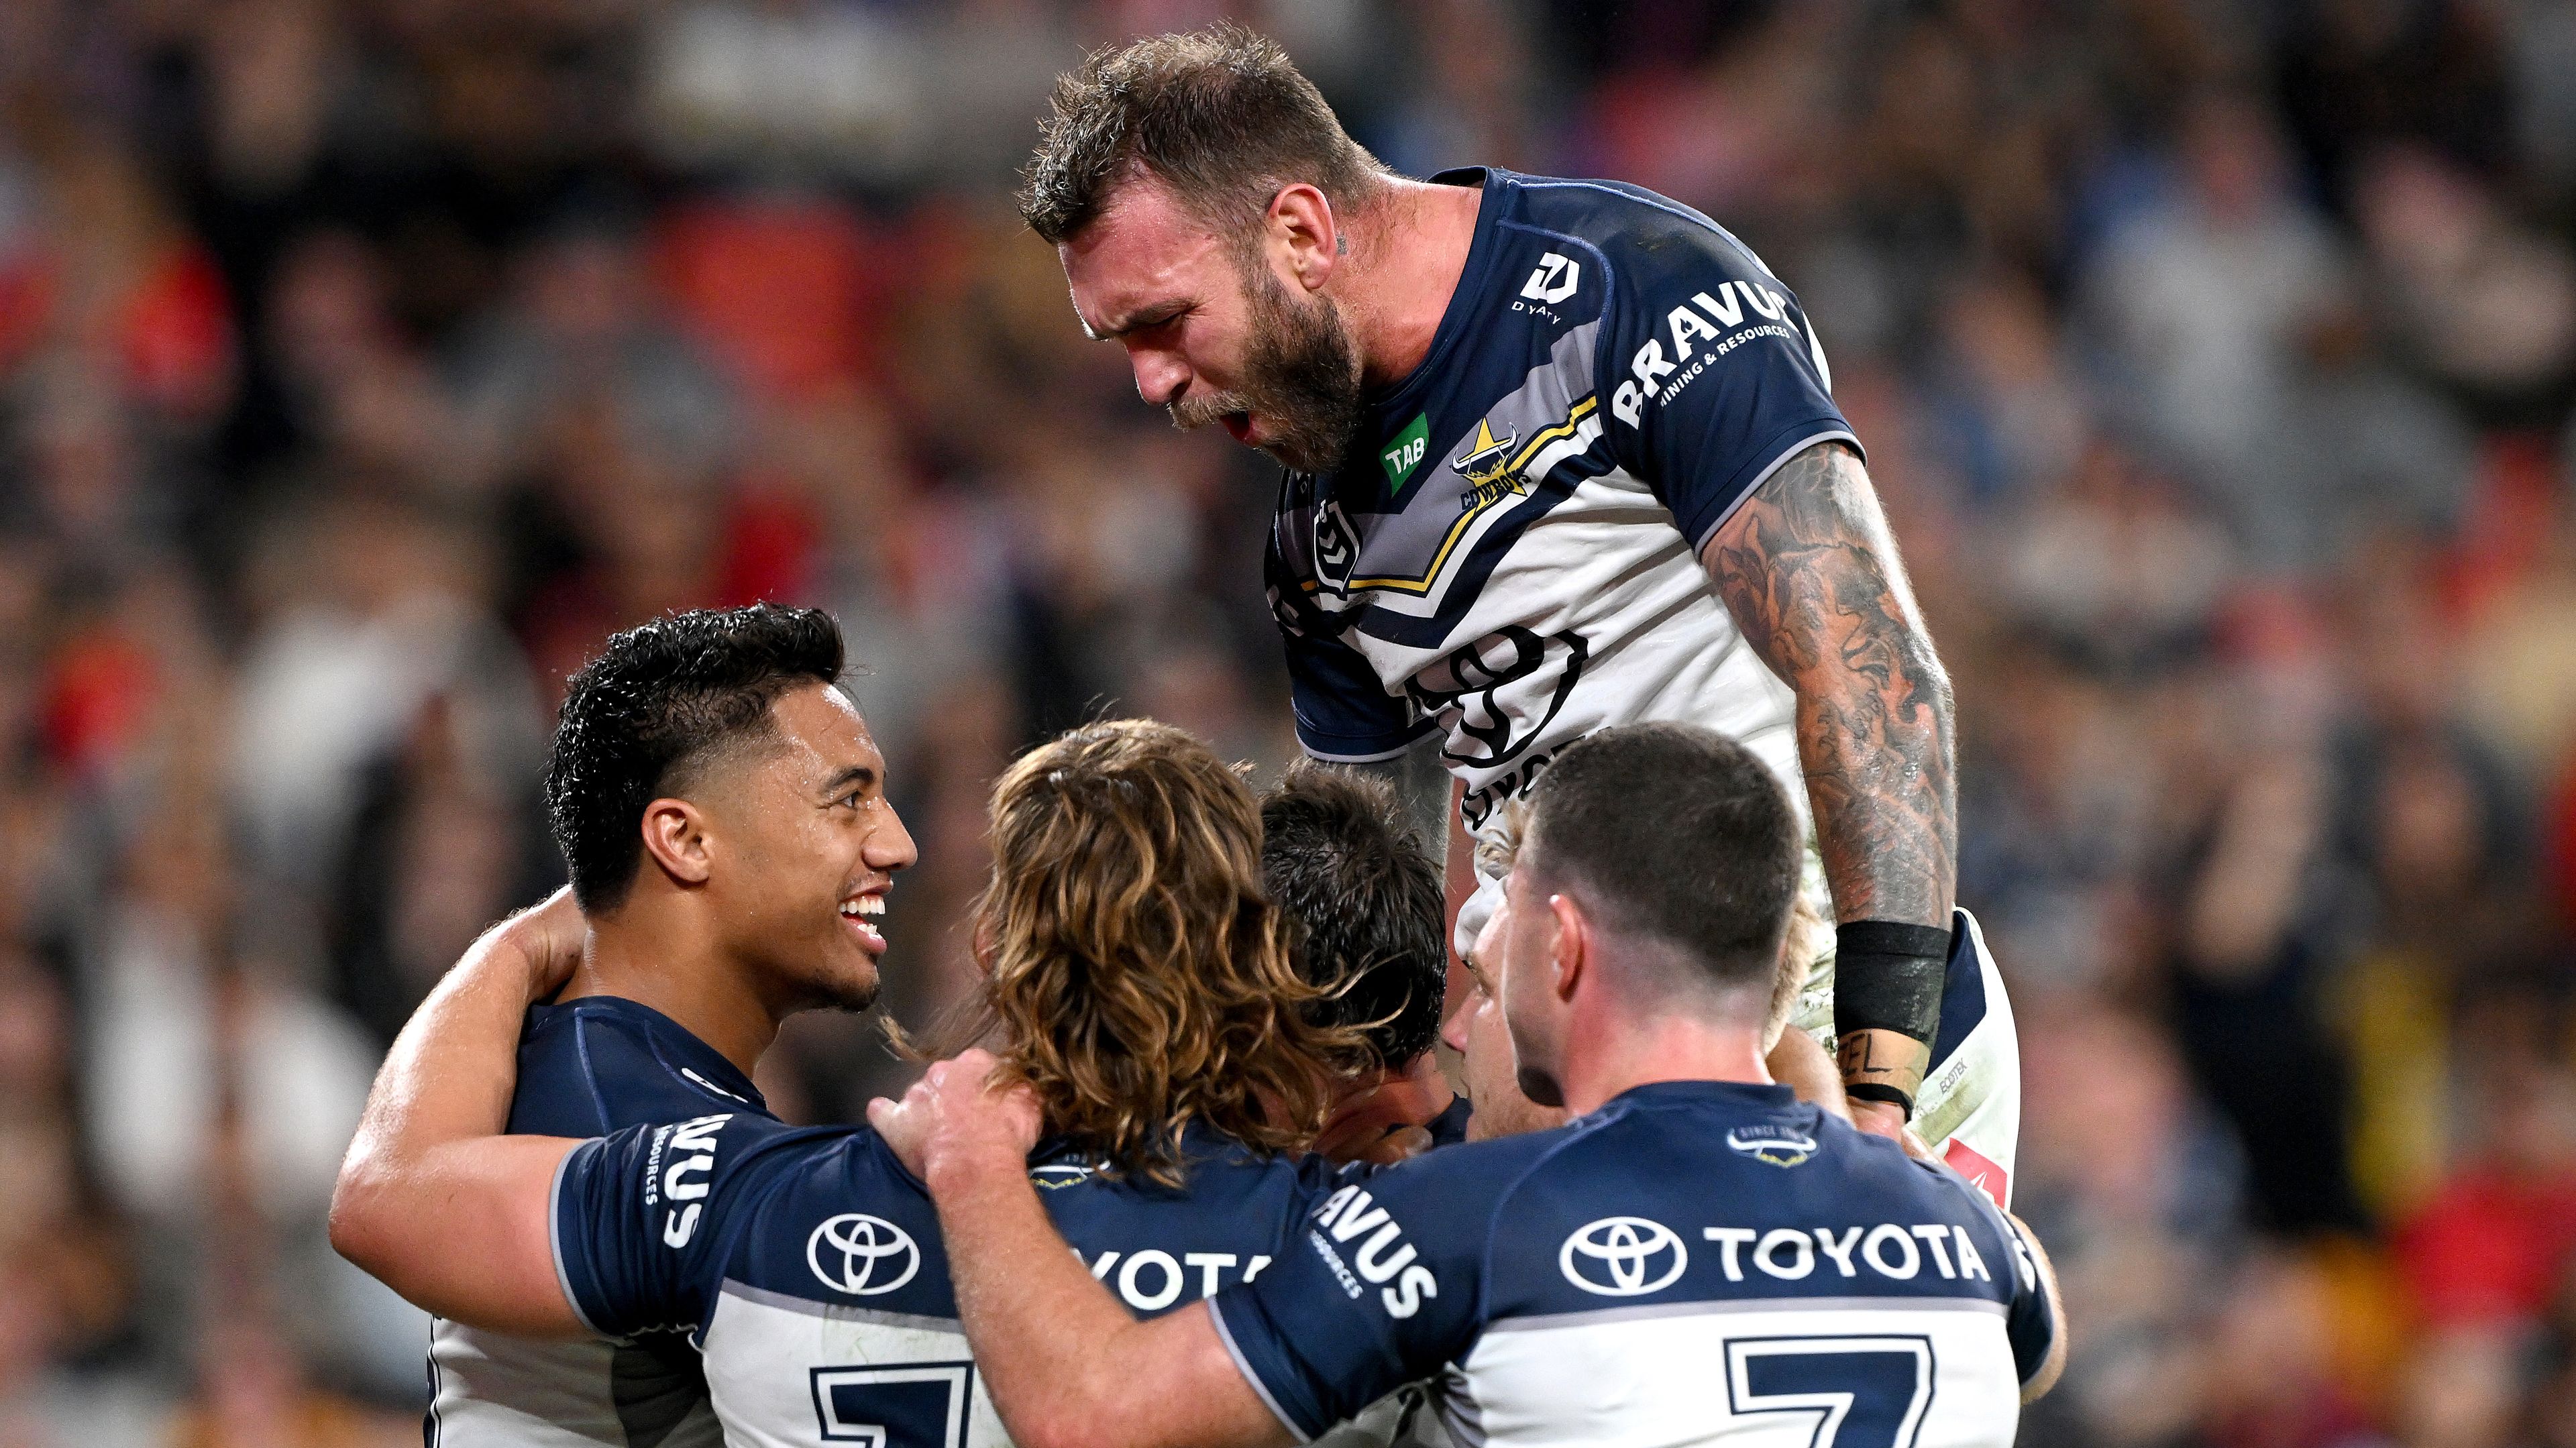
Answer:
[{"left": 936, "top": 720, "right": 1364, "bottom": 1184}]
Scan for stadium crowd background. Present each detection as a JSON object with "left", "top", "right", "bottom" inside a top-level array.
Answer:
[{"left": 2, "top": 0, "right": 2575, "bottom": 1443}]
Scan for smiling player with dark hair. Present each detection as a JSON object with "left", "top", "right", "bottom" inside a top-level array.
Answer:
[
  {"left": 401, "top": 603, "right": 917, "bottom": 1447},
  {"left": 1017, "top": 23, "right": 2017, "bottom": 1191}
]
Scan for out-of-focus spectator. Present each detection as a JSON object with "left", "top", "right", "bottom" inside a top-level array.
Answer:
[
  {"left": 450, "top": 209, "right": 737, "bottom": 496},
  {"left": 229, "top": 490, "right": 539, "bottom": 889},
  {"left": 2081, "top": 93, "right": 2350, "bottom": 567},
  {"left": 2394, "top": 991, "right": 2576, "bottom": 1330},
  {"left": 645, "top": 0, "right": 932, "bottom": 184},
  {"left": 2353, "top": 146, "right": 2576, "bottom": 426}
]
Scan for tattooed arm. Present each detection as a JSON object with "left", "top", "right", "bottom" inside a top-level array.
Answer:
[{"left": 1700, "top": 440, "right": 1955, "bottom": 1137}]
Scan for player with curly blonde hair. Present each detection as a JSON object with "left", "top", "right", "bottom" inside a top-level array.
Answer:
[{"left": 912, "top": 719, "right": 1367, "bottom": 1181}]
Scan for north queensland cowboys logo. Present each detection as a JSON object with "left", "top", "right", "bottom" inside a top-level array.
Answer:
[
  {"left": 806, "top": 1213, "right": 922, "bottom": 1296},
  {"left": 1725, "top": 1125, "right": 1819, "bottom": 1168},
  {"left": 1452, "top": 420, "right": 1518, "bottom": 482},
  {"left": 1559, "top": 1216, "right": 1688, "bottom": 1296}
]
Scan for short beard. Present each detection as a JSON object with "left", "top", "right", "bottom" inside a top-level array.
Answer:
[{"left": 1169, "top": 258, "right": 1364, "bottom": 474}]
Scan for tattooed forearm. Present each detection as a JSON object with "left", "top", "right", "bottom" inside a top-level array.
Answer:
[{"left": 1701, "top": 441, "right": 1955, "bottom": 929}]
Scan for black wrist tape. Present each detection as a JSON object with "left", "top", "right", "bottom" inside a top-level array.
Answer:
[
  {"left": 1844, "top": 1082, "right": 1917, "bottom": 1117},
  {"left": 1833, "top": 920, "right": 1951, "bottom": 1048}
]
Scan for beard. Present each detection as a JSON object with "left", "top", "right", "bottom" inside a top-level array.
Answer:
[{"left": 1169, "top": 260, "right": 1364, "bottom": 474}]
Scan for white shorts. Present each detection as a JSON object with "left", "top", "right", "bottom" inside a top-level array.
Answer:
[{"left": 1789, "top": 904, "right": 2021, "bottom": 1209}]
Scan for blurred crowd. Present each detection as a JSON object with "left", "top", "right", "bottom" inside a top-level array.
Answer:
[{"left": 2, "top": 0, "right": 2575, "bottom": 1444}]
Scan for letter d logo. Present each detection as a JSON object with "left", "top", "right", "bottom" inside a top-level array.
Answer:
[{"left": 1522, "top": 254, "right": 1579, "bottom": 304}]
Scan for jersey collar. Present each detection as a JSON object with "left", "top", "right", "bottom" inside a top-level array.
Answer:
[
  {"left": 532, "top": 994, "right": 769, "bottom": 1113},
  {"left": 1360, "top": 166, "right": 1507, "bottom": 421}
]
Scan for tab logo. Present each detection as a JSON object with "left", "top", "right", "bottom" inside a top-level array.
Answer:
[
  {"left": 1381, "top": 414, "right": 1430, "bottom": 496},
  {"left": 1521, "top": 253, "right": 1580, "bottom": 304},
  {"left": 1560, "top": 1216, "right": 1688, "bottom": 1296}
]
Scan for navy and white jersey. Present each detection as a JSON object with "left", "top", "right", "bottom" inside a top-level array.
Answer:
[
  {"left": 1268, "top": 166, "right": 1856, "bottom": 840},
  {"left": 1210, "top": 1082, "right": 2053, "bottom": 1447},
  {"left": 431, "top": 996, "right": 771, "bottom": 1447},
  {"left": 552, "top": 1116, "right": 1339, "bottom": 1448}
]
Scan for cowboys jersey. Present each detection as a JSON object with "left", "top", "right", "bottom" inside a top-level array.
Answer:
[
  {"left": 1209, "top": 1082, "right": 2054, "bottom": 1447},
  {"left": 551, "top": 1117, "right": 1338, "bottom": 1448},
  {"left": 1269, "top": 166, "right": 1856, "bottom": 840},
  {"left": 429, "top": 996, "right": 771, "bottom": 1447}
]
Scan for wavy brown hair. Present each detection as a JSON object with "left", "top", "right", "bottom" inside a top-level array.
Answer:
[{"left": 930, "top": 720, "right": 1364, "bottom": 1184}]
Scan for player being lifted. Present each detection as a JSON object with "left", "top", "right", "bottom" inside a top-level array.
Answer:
[
  {"left": 881, "top": 724, "right": 2065, "bottom": 1448},
  {"left": 1018, "top": 25, "right": 2012, "bottom": 1184}
]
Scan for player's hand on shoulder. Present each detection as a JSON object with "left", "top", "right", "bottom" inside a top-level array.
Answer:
[
  {"left": 490, "top": 886, "right": 586, "bottom": 1001},
  {"left": 867, "top": 1048, "right": 1041, "bottom": 1186}
]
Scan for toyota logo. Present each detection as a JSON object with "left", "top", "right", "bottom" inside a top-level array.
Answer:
[
  {"left": 806, "top": 1213, "right": 922, "bottom": 1297},
  {"left": 1559, "top": 1216, "right": 1687, "bottom": 1297}
]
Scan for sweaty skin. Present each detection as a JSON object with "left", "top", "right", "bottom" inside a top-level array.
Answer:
[{"left": 329, "top": 900, "right": 593, "bottom": 1337}]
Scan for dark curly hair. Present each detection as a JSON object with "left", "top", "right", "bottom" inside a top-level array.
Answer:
[
  {"left": 545, "top": 605, "right": 845, "bottom": 911},
  {"left": 1019, "top": 22, "right": 1387, "bottom": 245},
  {"left": 1260, "top": 762, "right": 1446, "bottom": 1070}
]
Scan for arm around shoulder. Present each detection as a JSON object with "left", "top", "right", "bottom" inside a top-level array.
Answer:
[
  {"left": 875, "top": 1056, "right": 1297, "bottom": 1448},
  {"left": 329, "top": 893, "right": 590, "bottom": 1337}
]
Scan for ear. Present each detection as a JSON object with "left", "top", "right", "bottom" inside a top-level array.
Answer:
[
  {"left": 1548, "top": 892, "right": 1588, "bottom": 1005},
  {"left": 1265, "top": 184, "right": 1340, "bottom": 292},
  {"left": 639, "top": 798, "right": 714, "bottom": 887}
]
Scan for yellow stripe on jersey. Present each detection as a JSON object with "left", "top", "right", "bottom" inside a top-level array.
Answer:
[{"left": 1332, "top": 394, "right": 1600, "bottom": 598}]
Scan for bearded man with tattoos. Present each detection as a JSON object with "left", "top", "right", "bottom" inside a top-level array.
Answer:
[{"left": 1018, "top": 24, "right": 2018, "bottom": 1194}]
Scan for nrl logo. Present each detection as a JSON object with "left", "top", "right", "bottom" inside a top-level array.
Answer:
[
  {"left": 1725, "top": 1126, "right": 1817, "bottom": 1168},
  {"left": 1452, "top": 420, "right": 1528, "bottom": 513}
]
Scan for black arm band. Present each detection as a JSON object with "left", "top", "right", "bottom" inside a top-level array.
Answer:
[
  {"left": 1833, "top": 920, "right": 1951, "bottom": 1048},
  {"left": 1844, "top": 1082, "right": 1917, "bottom": 1117}
]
